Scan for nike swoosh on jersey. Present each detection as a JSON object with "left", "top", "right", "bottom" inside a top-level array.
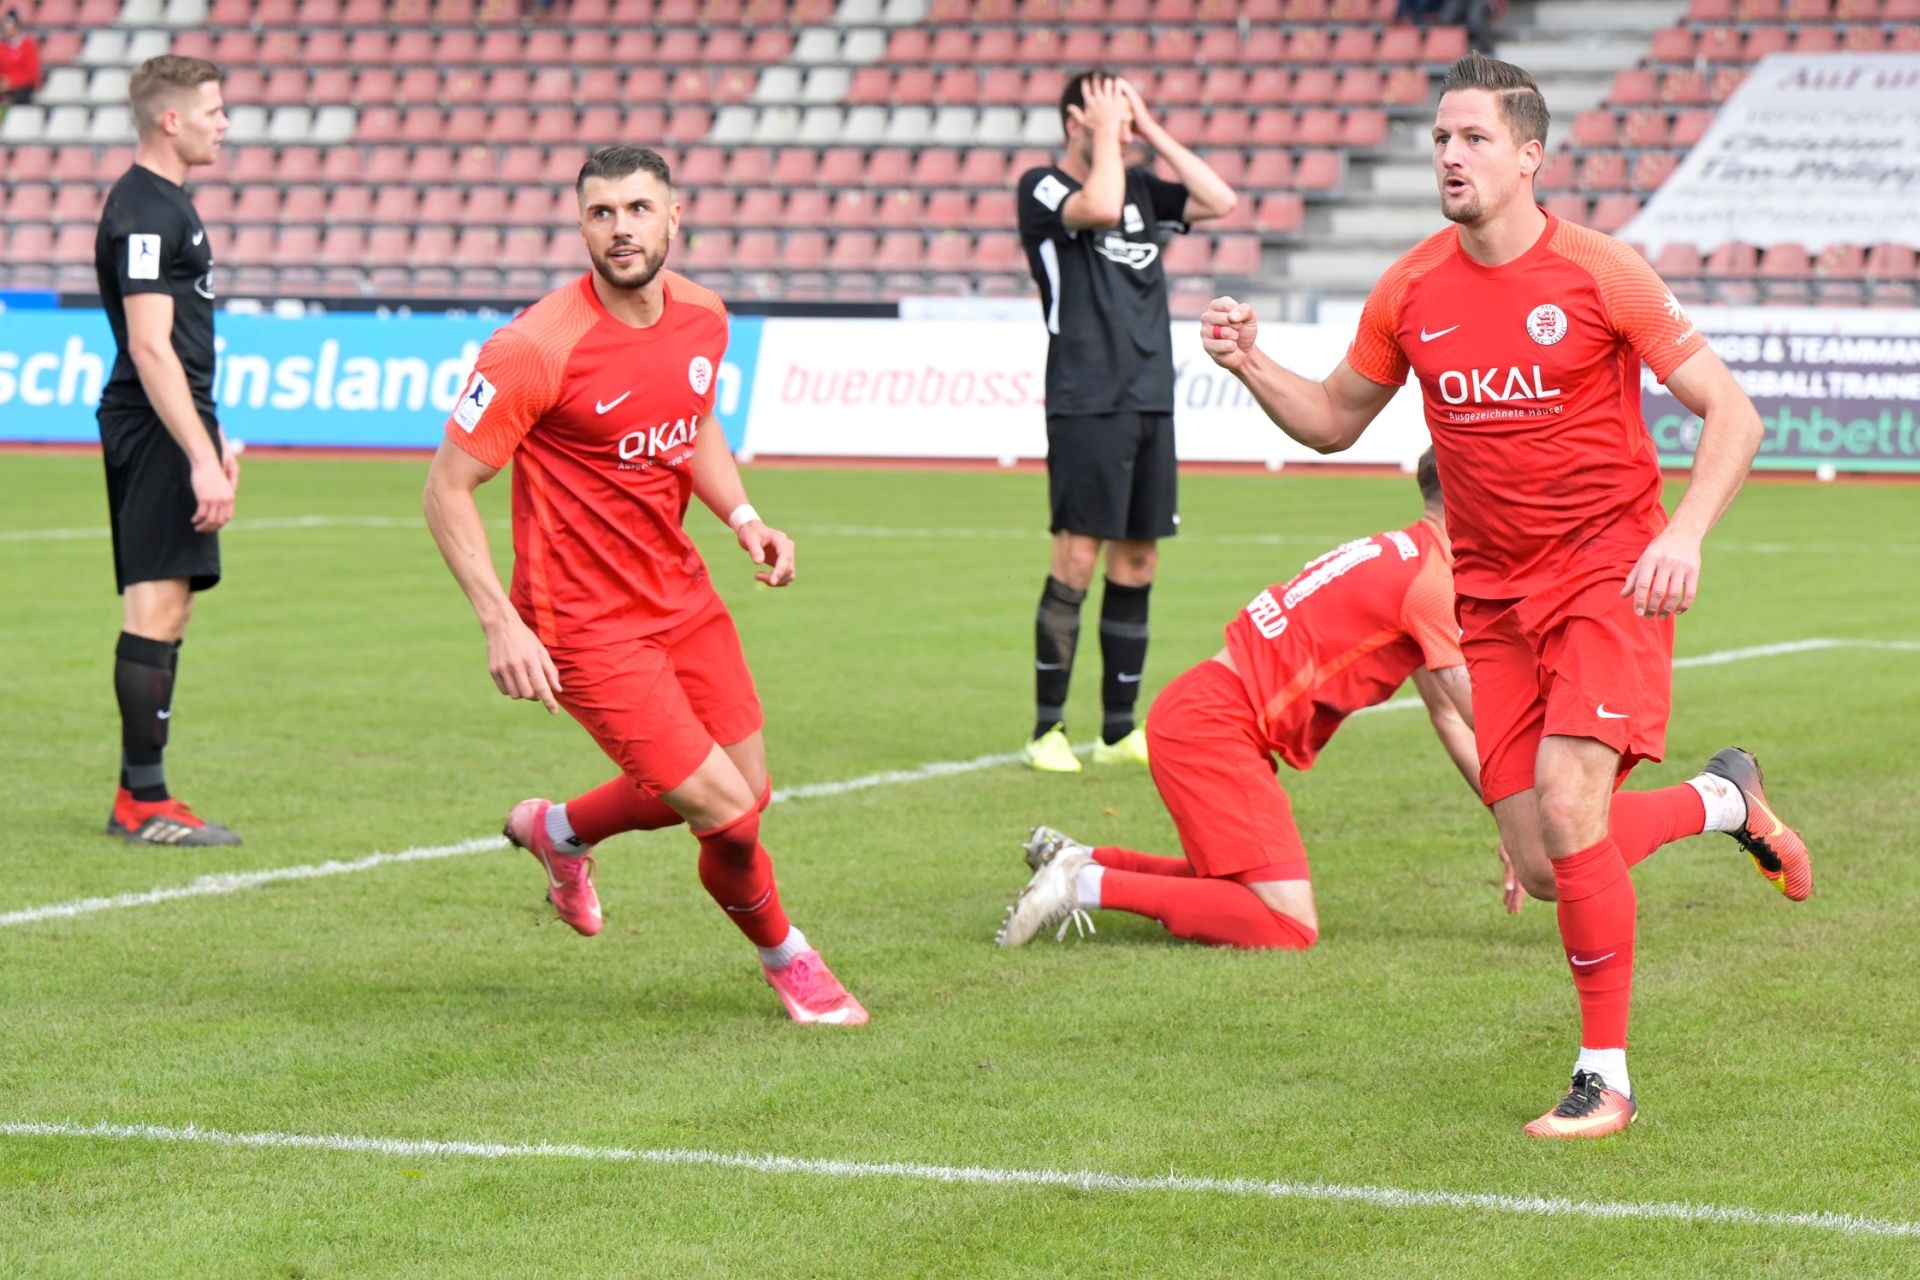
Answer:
[
  {"left": 192, "top": 230, "right": 205, "bottom": 246},
  {"left": 1419, "top": 325, "right": 1460, "bottom": 342},
  {"left": 1596, "top": 705, "right": 1629, "bottom": 720},
  {"left": 595, "top": 391, "right": 632, "bottom": 414}
]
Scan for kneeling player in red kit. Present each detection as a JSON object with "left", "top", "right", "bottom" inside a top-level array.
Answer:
[{"left": 424, "top": 145, "right": 865, "bottom": 1026}]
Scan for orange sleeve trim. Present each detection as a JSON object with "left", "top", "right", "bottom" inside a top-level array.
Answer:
[
  {"left": 1346, "top": 230, "right": 1454, "bottom": 388},
  {"left": 1547, "top": 220, "right": 1707, "bottom": 382},
  {"left": 664, "top": 269, "right": 728, "bottom": 321},
  {"left": 1403, "top": 548, "right": 1464, "bottom": 671}
]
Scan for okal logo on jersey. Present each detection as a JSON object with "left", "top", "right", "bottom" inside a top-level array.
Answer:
[
  {"left": 1435, "top": 365, "right": 1564, "bottom": 406},
  {"left": 1526, "top": 303, "right": 1568, "bottom": 346},
  {"left": 453, "top": 371, "right": 495, "bottom": 432},
  {"left": 1097, "top": 234, "right": 1159, "bottom": 271},
  {"left": 618, "top": 416, "right": 697, "bottom": 463},
  {"left": 688, "top": 355, "right": 713, "bottom": 396}
]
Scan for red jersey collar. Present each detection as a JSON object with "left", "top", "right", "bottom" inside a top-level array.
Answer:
[{"left": 577, "top": 271, "right": 675, "bottom": 330}]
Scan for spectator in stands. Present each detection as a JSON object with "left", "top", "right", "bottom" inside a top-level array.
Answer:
[
  {"left": 1014, "top": 72, "right": 1238, "bottom": 775},
  {"left": 0, "top": 9, "right": 43, "bottom": 105},
  {"left": 1397, "top": 0, "right": 1500, "bottom": 55}
]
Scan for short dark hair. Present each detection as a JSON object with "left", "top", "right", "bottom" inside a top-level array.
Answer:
[
  {"left": 576, "top": 145, "right": 672, "bottom": 196},
  {"left": 1416, "top": 448, "right": 1443, "bottom": 505},
  {"left": 1439, "top": 52, "right": 1550, "bottom": 148},
  {"left": 1058, "top": 68, "right": 1114, "bottom": 131},
  {"left": 129, "top": 55, "right": 221, "bottom": 133}
]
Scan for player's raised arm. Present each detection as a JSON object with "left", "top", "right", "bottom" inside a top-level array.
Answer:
[
  {"left": 1058, "top": 75, "right": 1130, "bottom": 230},
  {"left": 1621, "top": 347, "right": 1762, "bottom": 620},
  {"left": 422, "top": 441, "right": 563, "bottom": 713},
  {"left": 1199, "top": 297, "right": 1399, "bottom": 453},
  {"left": 1117, "top": 78, "right": 1236, "bottom": 224},
  {"left": 689, "top": 411, "right": 794, "bottom": 587}
]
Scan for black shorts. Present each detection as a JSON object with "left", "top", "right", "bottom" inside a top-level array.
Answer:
[
  {"left": 1045, "top": 412, "right": 1178, "bottom": 542},
  {"left": 99, "top": 408, "right": 222, "bottom": 595}
]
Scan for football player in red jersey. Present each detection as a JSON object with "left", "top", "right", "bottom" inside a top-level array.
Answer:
[
  {"left": 1198, "top": 54, "right": 1809, "bottom": 1137},
  {"left": 996, "top": 453, "right": 1482, "bottom": 953},
  {"left": 423, "top": 146, "right": 866, "bottom": 1026}
]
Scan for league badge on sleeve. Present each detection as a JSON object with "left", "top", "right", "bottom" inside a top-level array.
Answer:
[
  {"left": 688, "top": 355, "right": 713, "bottom": 396},
  {"left": 128, "top": 234, "right": 161, "bottom": 281},
  {"left": 454, "top": 371, "right": 496, "bottom": 432}
]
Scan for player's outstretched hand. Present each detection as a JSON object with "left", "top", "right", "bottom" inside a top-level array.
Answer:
[
  {"left": 1200, "top": 296, "right": 1259, "bottom": 372},
  {"left": 738, "top": 520, "right": 796, "bottom": 587},
  {"left": 1497, "top": 843, "right": 1525, "bottom": 915},
  {"left": 485, "top": 612, "right": 564, "bottom": 714},
  {"left": 1622, "top": 525, "right": 1703, "bottom": 620},
  {"left": 188, "top": 453, "right": 236, "bottom": 532}
]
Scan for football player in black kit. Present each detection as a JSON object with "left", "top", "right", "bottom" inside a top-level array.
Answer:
[
  {"left": 1016, "top": 71, "right": 1237, "bottom": 773},
  {"left": 93, "top": 54, "right": 241, "bottom": 845}
]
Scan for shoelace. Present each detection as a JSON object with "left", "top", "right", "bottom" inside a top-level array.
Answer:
[
  {"left": 1553, "top": 1071, "right": 1610, "bottom": 1117},
  {"left": 1051, "top": 907, "right": 1096, "bottom": 943}
]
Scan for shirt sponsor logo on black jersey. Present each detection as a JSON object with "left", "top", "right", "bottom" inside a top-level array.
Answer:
[{"left": 1097, "top": 234, "right": 1159, "bottom": 271}]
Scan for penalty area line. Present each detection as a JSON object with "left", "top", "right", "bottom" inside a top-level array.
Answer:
[{"left": 2, "top": 1119, "right": 1916, "bottom": 1241}]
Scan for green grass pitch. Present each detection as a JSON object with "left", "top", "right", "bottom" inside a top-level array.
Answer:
[{"left": 2, "top": 451, "right": 1917, "bottom": 1277}]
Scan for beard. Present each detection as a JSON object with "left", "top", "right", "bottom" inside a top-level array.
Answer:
[{"left": 590, "top": 240, "right": 667, "bottom": 291}]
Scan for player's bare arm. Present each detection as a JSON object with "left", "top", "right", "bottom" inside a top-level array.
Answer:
[
  {"left": 1621, "top": 347, "right": 1763, "bottom": 620},
  {"left": 422, "top": 441, "right": 564, "bottom": 713},
  {"left": 1199, "top": 297, "right": 1398, "bottom": 453},
  {"left": 125, "top": 291, "right": 233, "bottom": 532},
  {"left": 688, "top": 411, "right": 795, "bottom": 588},
  {"left": 1060, "top": 76, "right": 1130, "bottom": 231},
  {"left": 1116, "top": 78, "right": 1237, "bottom": 224},
  {"left": 1411, "top": 665, "right": 1481, "bottom": 799}
]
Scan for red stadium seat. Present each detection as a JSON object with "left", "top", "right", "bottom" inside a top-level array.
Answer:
[
  {"left": 829, "top": 189, "right": 880, "bottom": 228},
  {"left": 924, "top": 190, "right": 971, "bottom": 228},
  {"left": 1252, "top": 192, "right": 1305, "bottom": 234},
  {"left": 1341, "top": 109, "right": 1389, "bottom": 149},
  {"left": 1543, "top": 193, "right": 1589, "bottom": 224},
  {"left": 866, "top": 147, "right": 913, "bottom": 186},
  {"left": 1631, "top": 152, "right": 1679, "bottom": 191},
  {"left": 1285, "top": 29, "right": 1331, "bottom": 63},
  {"left": 1606, "top": 69, "right": 1658, "bottom": 107},
  {"left": 737, "top": 188, "right": 783, "bottom": 225},
  {"left": 911, "top": 148, "right": 961, "bottom": 186},
  {"left": 1571, "top": 110, "right": 1621, "bottom": 149},
  {"left": 1212, "top": 236, "right": 1261, "bottom": 275},
  {"left": 1244, "top": 150, "right": 1295, "bottom": 188},
  {"left": 1296, "top": 109, "right": 1342, "bottom": 146},
  {"left": 1588, "top": 194, "right": 1641, "bottom": 232},
  {"left": 876, "top": 190, "right": 926, "bottom": 227},
  {"left": 1790, "top": 26, "right": 1839, "bottom": 52},
  {"left": 1744, "top": 26, "right": 1791, "bottom": 58},
  {"left": 827, "top": 230, "right": 878, "bottom": 268},
  {"left": 1331, "top": 27, "right": 1377, "bottom": 62},
  {"left": 1648, "top": 28, "right": 1697, "bottom": 64},
  {"left": 1294, "top": 150, "right": 1344, "bottom": 190},
  {"left": 1620, "top": 109, "right": 1670, "bottom": 148},
  {"left": 1291, "top": 68, "right": 1337, "bottom": 105},
  {"left": 1696, "top": 27, "right": 1741, "bottom": 63},
  {"left": 958, "top": 149, "right": 1011, "bottom": 188},
  {"left": 1577, "top": 151, "right": 1628, "bottom": 192}
]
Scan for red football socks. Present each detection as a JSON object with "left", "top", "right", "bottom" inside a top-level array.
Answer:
[
  {"left": 1098, "top": 870, "right": 1317, "bottom": 950},
  {"left": 569, "top": 774, "right": 774, "bottom": 844},
  {"left": 1092, "top": 846, "right": 1196, "bottom": 877},
  {"left": 692, "top": 808, "right": 791, "bottom": 948},
  {"left": 1550, "top": 836, "right": 1637, "bottom": 1049},
  {"left": 1610, "top": 785, "right": 1706, "bottom": 868},
  {"left": 566, "top": 776, "right": 683, "bottom": 843}
]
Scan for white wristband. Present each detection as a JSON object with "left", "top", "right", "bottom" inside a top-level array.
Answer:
[{"left": 726, "top": 502, "right": 760, "bottom": 530}]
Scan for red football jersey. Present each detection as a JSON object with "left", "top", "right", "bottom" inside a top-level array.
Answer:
[
  {"left": 1223, "top": 519, "right": 1463, "bottom": 770},
  {"left": 444, "top": 272, "right": 729, "bottom": 648},
  {"left": 1347, "top": 214, "right": 1708, "bottom": 599}
]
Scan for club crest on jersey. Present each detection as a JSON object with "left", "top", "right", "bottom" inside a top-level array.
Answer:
[
  {"left": 1097, "top": 234, "right": 1159, "bottom": 271},
  {"left": 688, "top": 355, "right": 713, "bottom": 396},
  {"left": 1526, "top": 303, "right": 1568, "bottom": 346}
]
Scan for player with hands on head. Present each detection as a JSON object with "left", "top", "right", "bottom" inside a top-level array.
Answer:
[
  {"left": 424, "top": 145, "right": 864, "bottom": 1027},
  {"left": 1015, "top": 69, "right": 1237, "bottom": 774},
  {"left": 1200, "top": 52, "right": 1810, "bottom": 1138}
]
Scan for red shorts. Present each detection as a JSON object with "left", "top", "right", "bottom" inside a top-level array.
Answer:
[
  {"left": 1144, "top": 660, "right": 1310, "bottom": 880},
  {"left": 550, "top": 594, "right": 764, "bottom": 798},
  {"left": 1460, "top": 570, "right": 1673, "bottom": 808}
]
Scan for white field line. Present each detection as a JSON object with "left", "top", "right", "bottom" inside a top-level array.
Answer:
[
  {"left": 4, "top": 515, "right": 1917, "bottom": 556},
  {"left": 1, "top": 1120, "right": 1915, "bottom": 1241},
  {"left": 1, "top": 637, "right": 1912, "bottom": 932}
]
